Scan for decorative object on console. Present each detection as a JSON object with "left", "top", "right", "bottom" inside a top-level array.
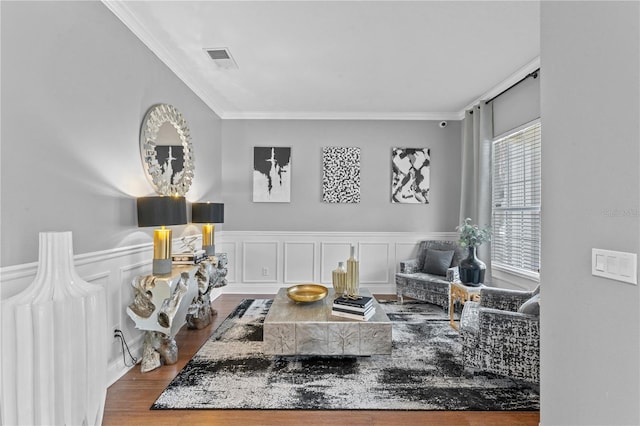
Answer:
[
  {"left": 140, "top": 103, "right": 194, "bottom": 196},
  {"left": 137, "top": 196, "right": 187, "bottom": 275},
  {"left": 0, "top": 232, "right": 107, "bottom": 425},
  {"left": 391, "top": 147, "right": 431, "bottom": 204},
  {"left": 191, "top": 202, "right": 224, "bottom": 255},
  {"left": 346, "top": 244, "right": 360, "bottom": 296},
  {"left": 172, "top": 248, "right": 207, "bottom": 265},
  {"left": 456, "top": 217, "right": 492, "bottom": 285},
  {"left": 322, "top": 146, "right": 361, "bottom": 203},
  {"left": 253, "top": 147, "right": 291, "bottom": 202}
]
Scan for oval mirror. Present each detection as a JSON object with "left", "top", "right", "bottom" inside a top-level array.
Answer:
[{"left": 140, "top": 104, "right": 194, "bottom": 196}]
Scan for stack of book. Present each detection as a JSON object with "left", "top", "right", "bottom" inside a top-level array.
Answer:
[
  {"left": 331, "top": 295, "right": 375, "bottom": 321},
  {"left": 172, "top": 250, "right": 207, "bottom": 265}
]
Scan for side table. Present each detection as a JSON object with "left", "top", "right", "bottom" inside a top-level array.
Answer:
[
  {"left": 126, "top": 265, "right": 197, "bottom": 372},
  {"left": 449, "top": 281, "right": 485, "bottom": 330}
]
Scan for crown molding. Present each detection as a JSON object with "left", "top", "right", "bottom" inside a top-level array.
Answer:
[
  {"left": 101, "top": 0, "right": 227, "bottom": 117},
  {"left": 221, "top": 111, "right": 464, "bottom": 121}
]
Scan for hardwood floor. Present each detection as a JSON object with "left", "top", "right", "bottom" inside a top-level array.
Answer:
[{"left": 104, "top": 294, "right": 540, "bottom": 426}]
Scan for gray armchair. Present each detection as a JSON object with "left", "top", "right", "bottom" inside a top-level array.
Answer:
[
  {"left": 460, "top": 285, "right": 540, "bottom": 383},
  {"left": 395, "top": 240, "right": 466, "bottom": 309}
]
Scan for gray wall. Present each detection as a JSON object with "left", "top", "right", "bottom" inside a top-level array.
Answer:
[
  {"left": 1, "top": 1, "right": 222, "bottom": 267},
  {"left": 541, "top": 2, "right": 639, "bottom": 425},
  {"left": 221, "top": 119, "right": 461, "bottom": 232}
]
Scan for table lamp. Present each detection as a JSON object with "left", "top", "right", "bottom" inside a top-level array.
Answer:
[
  {"left": 191, "top": 202, "right": 224, "bottom": 255},
  {"left": 137, "top": 196, "right": 187, "bottom": 275}
]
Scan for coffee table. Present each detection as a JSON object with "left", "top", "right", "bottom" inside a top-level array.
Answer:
[{"left": 263, "top": 287, "right": 392, "bottom": 356}]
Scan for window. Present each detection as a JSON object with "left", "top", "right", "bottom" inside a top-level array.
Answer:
[{"left": 491, "top": 121, "right": 541, "bottom": 278}]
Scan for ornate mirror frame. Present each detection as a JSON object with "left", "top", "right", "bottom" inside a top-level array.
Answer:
[{"left": 140, "top": 104, "right": 194, "bottom": 196}]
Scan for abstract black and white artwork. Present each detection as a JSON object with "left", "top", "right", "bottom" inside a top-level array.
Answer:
[
  {"left": 322, "top": 146, "right": 360, "bottom": 203},
  {"left": 253, "top": 147, "right": 291, "bottom": 202},
  {"left": 391, "top": 147, "right": 430, "bottom": 203},
  {"left": 155, "top": 145, "right": 184, "bottom": 185}
]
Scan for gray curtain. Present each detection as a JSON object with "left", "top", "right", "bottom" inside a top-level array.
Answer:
[{"left": 459, "top": 102, "right": 493, "bottom": 276}]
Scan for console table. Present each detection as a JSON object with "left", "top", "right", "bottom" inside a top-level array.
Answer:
[
  {"left": 186, "top": 253, "right": 228, "bottom": 329},
  {"left": 126, "top": 265, "right": 197, "bottom": 372}
]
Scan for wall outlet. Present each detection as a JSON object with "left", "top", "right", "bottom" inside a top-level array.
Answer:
[{"left": 262, "top": 267, "right": 269, "bottom": 277}]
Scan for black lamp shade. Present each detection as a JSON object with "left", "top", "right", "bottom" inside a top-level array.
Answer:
[
  {"left": 137, "top": 196, "right": 187, "bottom": 227},
  {"left": 191, "top": 202, "right": 224, "bottom": 224}
]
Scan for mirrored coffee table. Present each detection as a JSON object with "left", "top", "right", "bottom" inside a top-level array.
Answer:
[{"left": 264, "top": 287, "right": 392, "bottom": 356}]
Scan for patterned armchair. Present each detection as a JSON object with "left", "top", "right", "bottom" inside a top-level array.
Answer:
[
  {"left": 460, "top": 285, "right": 540, "bottom": 383},
  {"left": 395, "top": 240, "right": 466, "bottom": 309}
]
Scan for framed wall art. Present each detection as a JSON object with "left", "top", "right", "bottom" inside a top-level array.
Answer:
[
  {"left": 391, "top": 147, "right": 430, "bottom": 203},
  {"left": 253, "top": 146, "right": 291, "bottom": 202},
  {"left": 322, "top": 146, "right": 361, "bottom": 203}
]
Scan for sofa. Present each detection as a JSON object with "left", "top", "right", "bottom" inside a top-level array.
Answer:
[
  {"left": 459, "top": 285, "right": 540, "bottom": 382},
  {"left": 395, "top": 240, "right": 467, "bottom": 309}
]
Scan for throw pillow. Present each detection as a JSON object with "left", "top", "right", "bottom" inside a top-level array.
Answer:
[
  {"left": 518, "top": 294, "right": 540, "bottom": 316},
  {"left": 422, "top": 249, "right": 455, "bottom": 276}
]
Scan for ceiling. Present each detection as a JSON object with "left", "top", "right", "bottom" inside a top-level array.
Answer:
[{"left": 103, "top": 1, "right": 540, "bottom": 120}]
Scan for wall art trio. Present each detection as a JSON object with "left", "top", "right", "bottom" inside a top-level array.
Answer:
[{"left": 252, "top": 146, "right": 430, "bottom": 204}]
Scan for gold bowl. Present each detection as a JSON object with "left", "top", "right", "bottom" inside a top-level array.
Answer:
[{"left": 286, "top": 284, "right": 328, "bottom": 303}]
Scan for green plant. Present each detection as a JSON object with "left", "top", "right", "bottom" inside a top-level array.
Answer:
[{"left": 456, "top": 218, "right": 492, "bottom": 248}]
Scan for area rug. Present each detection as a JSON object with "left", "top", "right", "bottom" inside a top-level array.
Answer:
[{"left": 152, "top": 299, "right": 539, "bottom": 411}]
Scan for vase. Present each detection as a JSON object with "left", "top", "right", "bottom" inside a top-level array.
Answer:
[
  {"left": 346, "top": 245, "right": 360, "bottom": 296},
  {"left": 0, "top": 232, "right": 107, "bottom": 425},
  {"left": 459, "top": 246, "right": 486, "bottom": 286},
  {"left": 332, "top": 261, "right": 347, "bottom": 296}
]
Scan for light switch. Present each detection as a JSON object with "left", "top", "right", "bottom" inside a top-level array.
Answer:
[
  {"left": 619, "top": 257, "right": 632, "bottom": 277},
  {"left": 592, "top": 248, "right": 637, "bottom": 285},
  {"left": 606, "top": 256, "right": 618, "bottom": 274}
]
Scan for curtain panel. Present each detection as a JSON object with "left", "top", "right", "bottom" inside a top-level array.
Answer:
[{"left": 459, "top": 102, "right": 493, "bottom": 276}]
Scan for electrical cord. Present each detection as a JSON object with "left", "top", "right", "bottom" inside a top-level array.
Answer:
[{"left": 114, "top": 329, "right": 139, "bottom": 367}]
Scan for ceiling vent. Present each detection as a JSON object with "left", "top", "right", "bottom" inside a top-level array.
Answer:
[{"left": 204, "top": 48, "right": 238, "bottom": 69}]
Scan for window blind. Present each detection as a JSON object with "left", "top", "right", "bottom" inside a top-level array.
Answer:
[{"left": 492, "top": 121, "right": 541, "bottom": 276}]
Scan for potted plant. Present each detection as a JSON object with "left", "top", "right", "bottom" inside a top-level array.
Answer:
[{"left": 456, "top": 218, "right": 492, "bottom": 286}]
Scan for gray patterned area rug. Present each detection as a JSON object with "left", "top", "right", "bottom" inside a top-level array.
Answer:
[{"left": 152, "top": 299, "right": 539, "bottom": 411}]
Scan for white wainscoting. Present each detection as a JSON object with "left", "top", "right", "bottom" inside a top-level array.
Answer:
[
  {"left": 0, "top": 230, "right": 456, "bottom": 386},
  {"left": 219, "top": 231, "right": 458, "bottom": 294}
]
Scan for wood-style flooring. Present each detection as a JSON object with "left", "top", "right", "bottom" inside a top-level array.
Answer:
[{"left": 104, "top": 294, "right": 540, "bottom": 426}]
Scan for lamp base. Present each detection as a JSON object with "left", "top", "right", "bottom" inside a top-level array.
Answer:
[
  {"left": 203, "top": 244, "right": 215, "bottom": 256},
  {"left": 153, "top": 258, "right": 172, "bottom": 275}
]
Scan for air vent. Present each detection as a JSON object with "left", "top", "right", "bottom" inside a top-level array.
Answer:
[{"left": 204, "top": 48, "right": 238, "bottom": 69}]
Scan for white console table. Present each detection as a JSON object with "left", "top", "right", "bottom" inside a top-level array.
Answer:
[{"left": 126, "top": 265, "right": 198, "bottom": 372}]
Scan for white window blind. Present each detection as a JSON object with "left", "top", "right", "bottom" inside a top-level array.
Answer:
[{"left": 492, "top": 121, "right": 541, "bottom": 276}]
